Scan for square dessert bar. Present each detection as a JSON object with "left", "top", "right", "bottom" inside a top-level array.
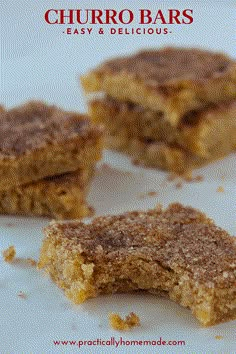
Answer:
[
  {"left": 81, "top": 47, "right": 236, "bottom": 126},
  {"left": 0, "top": 101, "right": 103, "bottom": 190},
  {"left": 82, "top": 48, "right": 236, "bottom": 173},
  {"left": 0, "top": 168, "right": 94, "bottom": 219},
  {"left": 38, "top": 203, "right": 236, "bottom": 326},
  {"left": 89, "top": 97, "right": 236, "bottom": 173}
]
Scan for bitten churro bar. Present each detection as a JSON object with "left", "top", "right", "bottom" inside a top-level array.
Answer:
[
  {"left": 89, "top": 97, "right": 236, "bottom": 173},
  {"left": 38, "top": 203, "right": 236, "bottom": 326},
  {"left": 81, "top": 48, "right": 236, "bottom": 126},
  {"left": 0, "top": 169, "right": 94, "bottom": 219},
  {"left": 0, "top": 101, "right": 103, "bottom": 190}
]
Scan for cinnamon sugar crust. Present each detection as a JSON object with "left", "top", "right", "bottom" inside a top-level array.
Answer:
[
  {"left": 2, "top": 246, "right": 16, "bottom": 263},
  {"left": 109, "top": 312, "right": 140, "bottom": 331},
  {"left": 0, "top": 101, "right": 103, "bottom": 190},
  {"left": 0, "top": 101, "right": 98, "bottom": 156},
  {"left": 39, "top": 203, "right": 236, "bottom": 326}
]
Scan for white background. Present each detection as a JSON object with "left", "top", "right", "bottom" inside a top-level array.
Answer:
[
  {"left": 1, "top": 0, "right": 236, "bottom": 109},
  {"left": 0, "top": 1, "right": 236, "bottom": 353}
]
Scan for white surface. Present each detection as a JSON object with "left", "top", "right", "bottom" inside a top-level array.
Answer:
[{"left": 1, "top": 0, "right": 236, "bottom": 353}]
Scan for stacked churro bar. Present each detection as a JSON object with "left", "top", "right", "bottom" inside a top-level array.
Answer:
[
  {"left": 81, "top": 48, "right": 236, "bottom": 173},
  {"left": 0, "top": 101, "right": 103, "bottom": 219},
  {"left": 38, "top": 203, "right": 236, "bottom": 326}
]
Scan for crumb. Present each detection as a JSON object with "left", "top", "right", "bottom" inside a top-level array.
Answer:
[
  {"left": 18, "top": 291, "right": 27, "bottom": 299},
  {"left": 168, "top": 172, "right": 203, "bottom": 184},
  {"left": 193, "top": 175, "right": 204, "bottom": 182},
  {"left": 26, "top": 258, "right": 37, "bottom": 266},
  {"left": 138, "top": 190, "right": 158, "bottom": 199},
  {"left": 183, "top": 173, "right": 204, "bottom": 183},
  {"left": 182, "top": 171, "right": 193, "bottom": 182},
  {"left": 175, "top": 182, "right": 183, "bottom": 189},
  {"left": 167, "top": 173, "right": 177, "bottom": 181},
  {"left": 109, "top": 312, "right": 140, "bottom": 331},
  {"left": 217, "top": 186, "right": 225, "bottom": 193},
  {"left": 221, "top": 175, "right": 225, "bottom": 181},
  {"left": 160, "top": 178, "right": 168, "bottom": 188},
  {"left": 2, "top": 246, "right": 16, "bottom": 263},
  {"left": 147, "top": 191, "right": 158, "bottom": 197},
  {"left": 132, "top": 158, "right": 141, "bottom": 166},
  {"left": 88, "top": 206, "right": 95, "bottom": 217},
  {"left": 215, "top": 335, "right": 223, "bottom": 340}
]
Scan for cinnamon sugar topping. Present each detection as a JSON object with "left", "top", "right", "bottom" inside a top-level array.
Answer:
[
  {"left": 18, "top": 291, "right": 27, "bottom": 299},
  {"left": 99, "top": 48, "right": 234, "bottom": 87},
  {"left": 46, "top": 203, "right": 236, "bottom": 286}
]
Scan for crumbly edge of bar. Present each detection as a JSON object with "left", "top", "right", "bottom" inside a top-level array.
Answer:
[
  {"left": 89, "top": 98, "right": 236, "bottom": 158},
  {"left": 97, "top": 48, "right": 236, "bottom": 85},
  {"left": 0, "top": 168, "right": 94, "bottom": 219},
  {"left": 38, "top": 204, "right": 236, "bottom": 326},
  {"left": 81, "top": 65, "right": 236, "bottom": 126},
  {"left": 0, "top": 133, "right": 103, "bottom": 191}
]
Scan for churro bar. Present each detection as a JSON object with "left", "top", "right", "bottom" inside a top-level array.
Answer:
[
  {"left": 81, "top": 48, "right": 236, "bottom": 126},
  {"left": 0, "top": 169, "right": 94, "bottom": 219},
  {"left": 89, "top": 97, "right": 236, "bottom": 172},
  {"left": 109, "top": 312, "right": 140, "bottom": 331},
  {"left": 0, "top": 101, "right": 103, "bottom": 190},
  {"left": 38, "top": 203, "right": 236, "bottom": 326}
]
